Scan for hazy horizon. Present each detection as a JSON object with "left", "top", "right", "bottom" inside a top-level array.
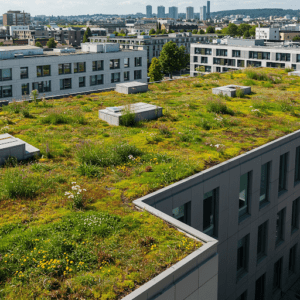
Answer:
[{"left": 0, "top": 1, "right": 299, "bottom": 17}]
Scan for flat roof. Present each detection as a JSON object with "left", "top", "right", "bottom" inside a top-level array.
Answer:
[{"left": 0, "top": 45, "right": 40, "bottom": 51}]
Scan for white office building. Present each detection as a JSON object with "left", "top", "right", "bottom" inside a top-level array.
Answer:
[
  {"left": 169, "top": 6, "right": 178, "bottom": 20},
  {"left": 255, "top": 27, "right": 280, "bottom": 40},
  {"left": 190, "top": 39, "right": 300, "bottom": 74},
  {"left": 186, "top": 6, "right": 194, "bottom": 20},
  {"left": 0, "top": 44, "right": 147, "bottom": 102},
  {"left": 157, "top": 6, "right": 165, "bottom": 18},
  {"left": 146, "top": 5, "right": 152, "bottom": 18}
]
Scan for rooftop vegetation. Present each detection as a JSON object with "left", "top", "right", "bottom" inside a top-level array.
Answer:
[{"left": 1, "top": 67, "right": 300, "bottom": 298}]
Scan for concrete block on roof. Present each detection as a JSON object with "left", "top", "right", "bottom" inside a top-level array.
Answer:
[
  {"left": 115, "top": 81, "right": 148, "bottom": 94},
  {"left": 0, "top": 133, "right": 40, "bottom": 165},
  {"left": 99, "top": 102, "right": 163, "bottom": 126},
  {"left": 212, "top": 85, "right": 251, "bottom": 97},
  {"left": 288, "top": 71, "right": 300, "bottom": 76}
]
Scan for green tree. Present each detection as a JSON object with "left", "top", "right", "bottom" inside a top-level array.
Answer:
[
  {"left": 243, "top": 30, "right": 250, "bottom": 39},
  {"left": 140, "top": 31, "right": 146, "bottom": 35},
  {"left": 156, "top": 29, "right": 161, "bottom": 34},
  {"left": 159, "top": 41, "right": 188, "bottom": 79},
  {"left": 161, "top": 29, "right": 167, "bottom": 34},
  {"left": 226, "top": 23, "right": 238, "bottom": 36},
  {"left": 35, "top": 41, "right": 43, "bottom": 48},
  {"left": 149, "top": 28, "right": 156, "bottom": 35},
  {"left": 46, "top": 38, "right": 57, "bottom": 48},
  {"left": 82, "top": 27, "right": 92, "bottom": 43},
  {"left": 198, "top": 29, "right": 205, "bottom": 34},
  {"left": 292, "top": 35, "right": 300, "bottom": 41},
  {"left": 120, "top": 29, "right": 126, "bottom": 35},
  {"left": 180, "top": 29, "right": 185, "bottom": 33},
  {"left": 113, "top": 31, "right": 119, "bottom": 36},
  {"left": 249, "top": 25, "right": 256, "bottom": 37},
  {"left": 192, "top": 29, "right": 198, "bottom": 34},
  {"left": 169, "top": 29, "right": 175, "bottom": 33},
  {"left": 206, "top": 26, "right": 215, "bottom": 33},
  {"left": 148, "top": 57, "right": 164, "bottom": 82},
  {"left": 237, "top": 23, "right": 251, "bottom": 36}
]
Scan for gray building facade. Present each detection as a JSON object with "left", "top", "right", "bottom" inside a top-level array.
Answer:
[{"left": 132, "top": 129, "right": 300, "bottom": 300}]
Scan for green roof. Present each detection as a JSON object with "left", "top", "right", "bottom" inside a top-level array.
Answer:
[{"left": 1, "top": 67, "right": 300, "bottom": 298}]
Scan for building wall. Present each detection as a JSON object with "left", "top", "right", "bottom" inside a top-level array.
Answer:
[
  {"left": 280, "top": 31, "right": 300, "bottom": 41},
  {"left": 0, "top": 50, "right": 147, "bottom": 101},
  {"left": 128, "top": 198, "right": 218, "bottom": 300},
  {"left": 255, "top": 28, "right": 280, "bottom": 40},
  {"left": 190, "top": 43, "right": 300, "bottom": 74},
  {"left": 136, "top": 128, "right": 300, "bottom": 300}
]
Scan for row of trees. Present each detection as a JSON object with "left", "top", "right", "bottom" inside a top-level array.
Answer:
[
  {"left": 148, "top": 41, "right": 189, "bottom": 81},
  {"left": 216, "top": 23, "right": 257, "bottom": 38}
]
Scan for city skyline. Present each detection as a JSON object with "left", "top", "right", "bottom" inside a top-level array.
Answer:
[{"left": 0, "top": 1, "right": 298, "bottom": 17}]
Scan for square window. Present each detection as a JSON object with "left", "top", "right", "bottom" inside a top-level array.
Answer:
[
  {"left": 172, "top": 202, "right": 191, "bottom": 225},
  {"left": 60, "top": 78, "right": 72, "bottom": 90},
  {"left": 0, "top": 68, "right": 12, "bottom": 81}
]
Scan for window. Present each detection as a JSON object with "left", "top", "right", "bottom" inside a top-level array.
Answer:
[
  {"left": 247, "top": 61, "right": 261, "bottom": 67},
  {"left": 79, "top": 77, "right": 85, "bottom": 87},
  {"left": 205, "top": 66, "right": 211, "bottom": 72},
  {"left": 257, "top": 221, "right": 268, "bottom": 262},
  {"left": 32, "top": 81, "right": 51, "bottom": 93},
  {"left": 260, "top": 162, "right": 270, "bottom": 207},
  {"left": 124, "top": 58, "right": 130, "bottom": 68},
  {"left": 278, "top": 153, "right": 288, "bottom": 193},
  {"left": 74, "top": 62, "right": 86, "bottom": 73},
  {"left": 0, "top": 85, "right": 12, "bottom": 98},
  {"left": 276, "top": 209, "right": 285, "bottom": 246},
  {"left": 201, "top": 57, "right": 208, "bottom": 63},
  {"left": 237, "top": 291, "right": 247, "bottom": 300},
  {"left": 110, "top": 59, "right": 120, "bottom": 69},
  {"left": 172, "top": 202, "right": 191, "bottom": 225},
  {"left": 193, "top": 56, "right": 198, "bottom": 63},
  {"left": 58, "top": 63, "right": 71, "bottom": 75},
  {"left": 37, "top": 65, "right": 50, "bottom": 77},
  {"left": 216, "top": 49, "right": 228, "bottom": 56},
  {"left": 135, "top": 57, "right": 142, "bottom": 67},
  {"left": 203, "top": 189, "right": 218, "bottom": 237},
  {"left": 20, "top": 67, "right": 28, "bottom": 79},
  {"left": 289, "top": 244, "right": 297, "bottom": 274},
  {"left": 239, "top": 172, "right": 250, "bottom": 219},
  {"left": 266, "top": 62, "right": 285, "bottom": 68},
  {"left": 276, "top": 53, "right": 290, "bottom": 61},
  {"left": 273, "top": 257, "right": 283, "bottom": 291},
  {"left": 232, "top": 50, "right": 241, "bottom": 57},
  {"left": 21, "top": 83, "right": 29, "bottom": 95},
  {"left": 297, "top": 54, "right": 300, "bottom": 63},
  {"left": 195, "top": 47, "right": 212, "bottom": 55},
  {"left": 90, "top": 74, "right": 103, "bottom": 86},
  {"left": 60, "top": 78, "right": 72, "bottom": 90},
  {"left": 295, "top": 147, "right": 300, "bottom": 184},
  {"left": 237, "top": 234, "right": 249, "bottom": 280},
  {"left": 255, "top": 273, "right": 266, "bottom": 300},
  {"left": 92, "top": 60, "right": 103, "bottom": 71},
  {"left": 134, "top": 70, "right": 142, "bottom": 80},
  {"left": 291, "top": 198, "right": 299, "bottom": 233},
  {"left": 249, "top": 51, "right": 270, "bottom": 60},
  {"left": 0, "top": 68, "right": 12, "bottom": 81},
  {"left": 124, "top": 71, "right": 130, "bottom": 81},
  {"left": 111, "top": 72, "right": 120, "bottom": 83},
  {"left": 238, "top": 60, "right": 245, "bottom": 68}
]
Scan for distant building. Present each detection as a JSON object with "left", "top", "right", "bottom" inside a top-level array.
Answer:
[
  {"left": 169, "top": 6, "right": 178, "bottom": 20},
  {"left": 3, "top": 10, "right": 30, "bottom": 26},
  {"left": 0, "top": 44, "right": 147, "bottom": 102},
  {"left": 207, "top": 1, "right": 210, "bottom": 19},
  {"left": 146, "top": 5, "right": 152, "bottom": 18},
  {"left": 200, "top": 6, "right": 207, "bottom": 21},
  {"left": 280, "top": 31, "right": 300, "bottom": 41},
  {"left": 186, "top": 7, "right": 194, "bottom": 20},
  {"left": 157, "top": 6, "right": 165, "bottom": 18},
  {"left": 255, "top": 27, "right": 280, "bottom": 40}
]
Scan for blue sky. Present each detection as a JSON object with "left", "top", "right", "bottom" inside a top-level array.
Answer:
[{"left": 0, "top": 0, "right": 298, "bottom": 16}]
